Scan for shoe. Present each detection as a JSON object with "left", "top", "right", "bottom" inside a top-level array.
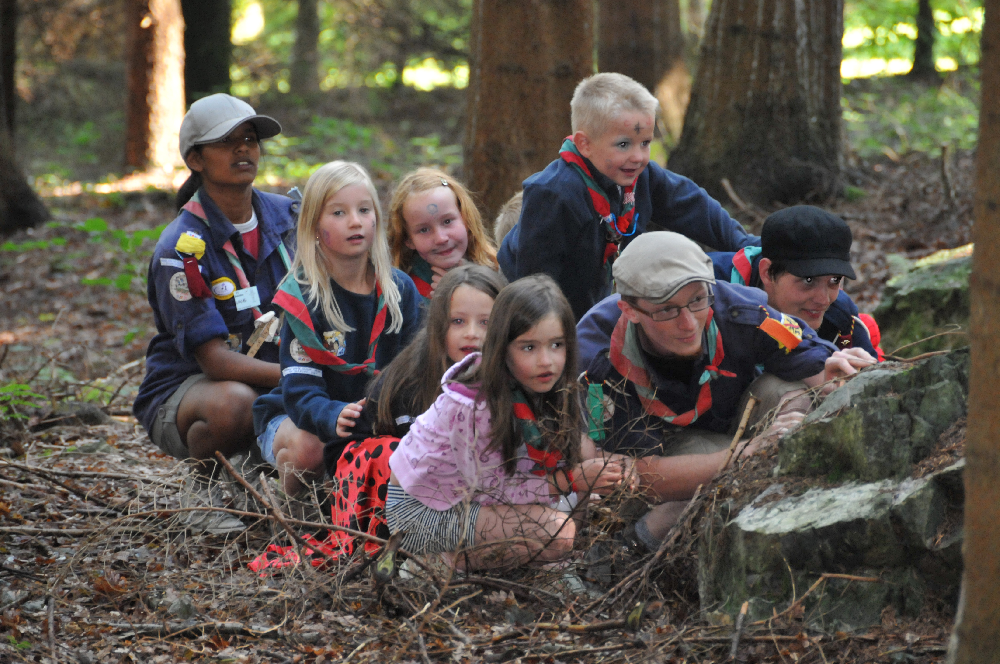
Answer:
[{"left": 178, "top": 473, "right": 246, "bottom": 535}]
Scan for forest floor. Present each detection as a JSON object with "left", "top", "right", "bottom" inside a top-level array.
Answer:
[{"left": 1, "top": 70, "right": 978, "bottom": 662}]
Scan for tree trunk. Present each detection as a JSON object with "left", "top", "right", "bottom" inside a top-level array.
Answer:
[
  {"left": 686, "top": 0, "right": 705, "bottom": 41},
  {"left": 909, "top": 0, "right": 938, "bottom": 79},
  {"left": 125, "top": 0, "right": 185, "bottom": 171},
  {"left": 667, "top": 0, "right": 843, "bottom": 206},
  {"left": 290, "top": 0, "right": 319, "bottom": 95},
  {"left": 946, "top": 1, "right": 1000, "bottom": 662},
  {"left": 598, "top": 0, "right": 683, "bottom": 92},
  {"left": 181, "top": 0, "right": 231, "bottom": 101},
  {"left": 1, "top": 0, "right": 15, "bottom": 135},
  {"left": 0, "top": 128, "right": 48, "bottom": 235},
  {"left": 464, "top": 0, "right": 594, "bottom": 222}
]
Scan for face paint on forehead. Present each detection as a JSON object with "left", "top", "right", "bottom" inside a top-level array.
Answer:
[
  {"left": 634, "top": 122, "right": 641, "bottom": 134},
  {"left": 426, "top": 203, "right": 439, "bottom": 215}
]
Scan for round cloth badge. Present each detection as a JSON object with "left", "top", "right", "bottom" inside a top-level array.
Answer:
[
  {"left": 601, "top": 394, "right": 615, "bottom": 422},
  {"left": 289, "top": 339, "right": 311, "bottom": 364},
  {"left": 211, "top": 277, "right": 237, "bottom": 300},
  {"left": 169, "top": 272, "right": 192, "bottom": 301}
]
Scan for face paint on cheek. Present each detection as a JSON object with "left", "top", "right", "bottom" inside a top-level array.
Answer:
[
  {"left": 321, "top": 229, "right": 333, "bottom": 246},
  {"left": 426, "top": 203, "right": 438, "bottom": 215}
]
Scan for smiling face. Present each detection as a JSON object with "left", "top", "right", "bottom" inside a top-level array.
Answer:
[
  {"left": 759, "top": 260, "right": 843, "bottom": 331},
  {"left": 506, "top": 312, "right": 567, "bottom": 395},
  {"left": 575, "top": 111, "right": 655, "bottom": 187},
  {"left": 620, "top": 282, "right": 711, "bottom": 358},
  {"left": 185, "top": 122, "right": 260, "bottom": 186},
  {"left": 444, "top": 285, "right": 496, "bottom": 364},
  {"left": 315, "top": 183, "right": 377, "bottom": 263},
  {"left": 401, "top": 186, "right": 470, "bottom": 270}
]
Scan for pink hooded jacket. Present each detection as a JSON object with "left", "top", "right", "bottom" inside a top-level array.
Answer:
[{"left": 388, "top": 353, "right": 553, "bottom": 511}]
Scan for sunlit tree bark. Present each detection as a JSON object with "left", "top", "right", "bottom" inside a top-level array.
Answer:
[
  {"left": 668, "top": 0, "right": 843, "bottom": 205},
  {"left": 290, "top": 0, "right": 319, "bottom": 95},
  {"left": 946, "top": 1, "right": 1000, "bottom": 662},
  {"left": 465, "top": 0, "right": 594, "bottom": 221},
  {"left": 125, "top": 0, "right": 185, "bottom": 172},
  {"left": 181, "top": 0, "right": 231, "bottom": 101}
]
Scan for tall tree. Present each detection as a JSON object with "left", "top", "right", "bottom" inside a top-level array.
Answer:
[
  {"left": 464, "top": 0, "right": 594, "bottom": 221},
  {"left": 597, "top": 0, "right": 683, "bottom": 93},
  {"left": 125, "top": 0, "right": 185, "bottom": 171},
  {"left": 181, "top": 0, "right": 231, "bottom": 101},
  {"left": 1, "top": 0, "right": 15, "bottom": 134},
  {"left": 946, "top": 1, "right": 1000, "bottom": 662},
  {"left": 910, "top": 0, "right": 938, "bottom": 79},
  {"left": 668, "top": 0, "right": 843, "bottom": 205},
  {"left": 290, "top": 0, "right": 319, "bottom": 95}
]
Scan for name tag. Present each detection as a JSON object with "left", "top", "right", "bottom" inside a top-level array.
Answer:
[{"left": 234, "top": 286, "right": 261, "bottom": 311}]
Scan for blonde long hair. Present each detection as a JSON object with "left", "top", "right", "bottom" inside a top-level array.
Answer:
[
  {"left": 387, "top": 168, "right": 498, "bottom": 272},
  {"left": 289, "top": 161, "right": 404, "bottom": 334}
]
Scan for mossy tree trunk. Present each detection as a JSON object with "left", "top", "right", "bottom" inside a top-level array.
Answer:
[
  {"left": 597, "top": 0, "right": 683, "bottom": 92},
  {"left": 290, "top": 0, "right": 319, "bottom": 95},
  {"left": 181, "top": 0, "right": 231, "bottom": 101},
  {"left": 948, "top": 1, "right": 1000, "bottom": 661},
  {"left": 125, "top": 0, "right": 185, "bottom": 172},
  {"left": 464, "top": 0, "right": 594, "bottom": 221},
  {"left": 667, "top": 0, "right": 843, "bottom": 206}
]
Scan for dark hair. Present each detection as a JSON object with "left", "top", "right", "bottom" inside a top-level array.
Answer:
[
  {"left": 763, "top": 258, "right": 789, "bottom": 283},
  {"left": 370, "top": 265, "right": 507, "bottom": 434},
  {"left": 468, "top": 275, "right": 582, "bottom": 476},
  {"left": 176, "top": 149, "right": 203, "bottom": 211}
]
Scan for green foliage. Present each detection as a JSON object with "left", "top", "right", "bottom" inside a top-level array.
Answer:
[
  {"left": 843, "top": 0, "right": 983, "bottom": 68},
  {"left": 842, "top": 70, "right": 979, "bottom": 158},
  {"left": 0, "top": 383, "right": 44, "bottom": 421}
]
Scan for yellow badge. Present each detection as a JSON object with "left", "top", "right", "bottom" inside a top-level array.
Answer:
[
  {"left": 211, "top": 277, "right": 237, "bottom": 300},
  {"left": 323, "top": 330, "right": 346, "bottom": 357},
  {"left": 175, "top": 231, "right": 206, "bottom": 259},
  {"left": 759, "top": 312, "right": 803, "bottom": 352}
]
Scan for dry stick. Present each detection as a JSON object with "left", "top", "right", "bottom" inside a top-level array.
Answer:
[
  {"left": 3, "top": 461, "right": 121, "bottom": 512},
  {"left": 86, "top": 619, "right": 283, "bottom": 639},
  {"left": 729, "top": 600, "right": 749, "bottom": 660},
  {"left": 720, "top": 178, "right": 757, "bottom": 218},
  {"left": 581, "top": 484, "right": 706, "bottom": 616},
  {"left": 0, "top": 526, "right": 97, "bottom": 536},
  {"left": 47, "top": 596, "right": 56, "bottom": 660},
  {"left": 721, "top": 397, "right": 759, "bottom": 469},
  {"left": 0, "top": 459, "right": 137, "bottom": 480},
  {"left": 750, "top": 573, "right": 881, "bottom": 627},
  {"left": 888, "top": 329, "right": 965, "bottom": 357},
  {"left": 885, "top": 349, "right": 954, "bottom": 363}
]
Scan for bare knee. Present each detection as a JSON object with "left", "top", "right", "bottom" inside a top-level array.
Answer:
[{"left": 538, "top": 511, "right": 575, "bottom": 561}]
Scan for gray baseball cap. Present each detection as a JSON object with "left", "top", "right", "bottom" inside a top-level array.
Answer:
[
  {"left": 178, "top": 93, "right": 281, "bottom": 158},
  {"left": 613, "top": 231, "right": 716, "bottom": 304}
]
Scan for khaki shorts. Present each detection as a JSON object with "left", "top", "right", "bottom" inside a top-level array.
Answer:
[{"left": 149, "top": 374, "right": 206, "bottom": 459}]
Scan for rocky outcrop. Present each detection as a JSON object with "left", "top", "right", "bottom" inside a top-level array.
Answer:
[{"left": 698, "top": 349, "right": 967, "bottom": 632}]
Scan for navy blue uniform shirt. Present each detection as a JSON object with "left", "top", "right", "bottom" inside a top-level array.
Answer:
[
  {"left": 708, "top": 249, "right": 877, "bottom": 357},
  {"left": 253, "top": 269, "right": 421, "bottom": 465},
  {"left": 583, "top": 282, "right": 836, "bottom": 456},
  {"left": 133, "top": 189, "right": 297, "bottom": 434},
  {"left": 497, "top": 156, "right": 758, "bottom": 320}
]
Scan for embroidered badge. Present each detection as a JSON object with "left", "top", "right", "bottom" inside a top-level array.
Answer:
[
  {"left": 601, "top": 394, "right": 615, "bottom": 422},
  {"left": 175, "top": 231, "right": 206, "bottom": 259},
  {"left": 225, "top": 334, "right": 242, "bottom": 352},
  {"left": 289, "top": 338, "right": 311, "bottom": 364},
  {"left": 168, "top": 272, "right": 192, "bottom": 301},
  {"left": 323, "top": 330, "right": 346, "bottom": 357},
  {"left": 211, "top": 277, "right": 237, "bottom": 300},
  {"left": 759, "top": 310, "right": 803, "bottom": 352}
]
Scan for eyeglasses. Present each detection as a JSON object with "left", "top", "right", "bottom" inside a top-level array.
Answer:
[{"left": 630, "top": 294, "right": 715, "bottom": 321}]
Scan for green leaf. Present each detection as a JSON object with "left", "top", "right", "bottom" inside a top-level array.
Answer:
[
  {"left": 82, "top": 217, "right": 108, "bottom": 232},
  {"left": 113, "top": 273, "right": 134, "bottom": 290},
  {"left": 81, "top": 277, "right": 113, "bottom": 286}
]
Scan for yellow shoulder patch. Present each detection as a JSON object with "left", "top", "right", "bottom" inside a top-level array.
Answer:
[
  {"left": 759, "top": 313, "right": 803, "bottom": 352},
  {"left": 175, "top": 231, "right": 206, "bottom": 259}
]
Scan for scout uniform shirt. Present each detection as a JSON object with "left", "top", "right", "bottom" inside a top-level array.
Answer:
[
  {"left": 583, "top": 281, "right": 837, "bottom": 456},
  {"left": 133, "top": 189, "right": 297, "bottom": 435}
]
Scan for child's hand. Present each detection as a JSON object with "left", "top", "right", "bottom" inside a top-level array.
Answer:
[
  {"left": 430, "top": 266, "right": 449, "bottom": 294},
  {"left": 574, "top": 456, "right": 634, "bottom": 496},
  {"left": 336, "top": 398, "right": 366, "bottom": 438}
]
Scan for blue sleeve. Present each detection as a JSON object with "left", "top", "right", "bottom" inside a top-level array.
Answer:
[
  {"left": 497, "top": 226, "right": 518, "bottom": 281},
  {"left": 647, "top": 163, "right": 759, "bottom": 252},
  {"left": 755, "top": 307, "right": 837, "bottom": 380},
  {"left": 396, "top": 271, "right": 423, "bottom": 347},
  {"left": 278, "top": 318, "right": 347, "bottom": 444},
  {"left": 708, "top": 252, "right": 738, "bottom": 282},
  {"left": 576, "top": 295, "right": 622, "bottom": 372},
  {"left": 514, "top": 184, "right": 577, "bottom": 283}
]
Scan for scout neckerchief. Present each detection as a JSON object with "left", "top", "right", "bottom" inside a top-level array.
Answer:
[
  {"left": 730, "top": 246, "right": 763, "bottom": 286},
  {"left": 512, "top": 390, "right": 563, "bottom": 476},
  {"left": 407, "top": 255, "right": 435, "bottom": 300},
  {"left": 180, "top": 190, "right": 292, "bottom": 319},
  {"left": 559, "top": 137, "right": 637, "bottom": 276},
  {"left": 271, "top": 271, "right": 387, "bottom": 376},
  {"left": 607, "top": 311, "right": 735, "bottom": 427}
]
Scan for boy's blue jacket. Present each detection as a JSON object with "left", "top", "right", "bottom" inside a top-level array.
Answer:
[
  {"left": 133, "top": 189, "right": 297, "bottom": 434},
  {"left": 497, "top": 156, "right": 758, "bottom": 320}
]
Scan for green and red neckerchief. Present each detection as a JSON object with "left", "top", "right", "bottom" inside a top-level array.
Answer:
[
  {"left": 407, "top": 255, "right": 435, "bottom": 300},
  {"left": 271, "top": 271, "right": 387, "bottom": 376},
  {"left": 181, "top": 190, "right": 292, "bottom": 318},
  {"left": 730, "top": 246, "right": 762, "bottom": 287},
  {"left": 512, "top": 390, "right": 563, "bottom": 476},
  {"left": 607, "top": 311, "right": 735, "bottom": 427},
  {"left": 559, "top": 137, "right": 637, "bottom": 272}
]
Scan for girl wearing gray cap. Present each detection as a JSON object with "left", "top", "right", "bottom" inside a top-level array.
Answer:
[{"left": 132, "top": 94, "right": 296, "bottom": 534}]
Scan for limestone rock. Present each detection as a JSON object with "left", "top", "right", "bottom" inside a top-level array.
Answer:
[
  {"left": 874, "top": 249, "right": 970, "bottom": 354},
  {"left": 777, "top": 349, "right": 968, "bottom": 481}
]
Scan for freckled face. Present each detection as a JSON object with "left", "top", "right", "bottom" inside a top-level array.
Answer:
[
  {"left": 444, "top": 285, "right": 495, "bottom": 364},
  {"left": 316, "top": 183, "right": 376, "bottom": 262},
  {"left": 402, "top": 187, "right": 470, "bottom": 270},
  {"left": 576, "top": 111, "right": 655, "bottom": 187},
  {"left": 506, "top": 313, "right": 567, "bottom": 396}
]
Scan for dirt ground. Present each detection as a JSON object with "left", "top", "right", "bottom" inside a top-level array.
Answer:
[{"left": 0, "top": 146, "right": 974, "bottom": 662}]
